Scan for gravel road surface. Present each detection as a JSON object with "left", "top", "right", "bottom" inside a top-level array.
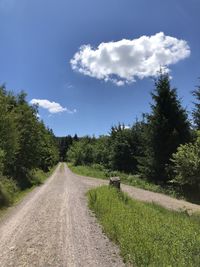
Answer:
[
  {"left": 0, "top": 163, "right": 125, "bottom": 267},
  {"left": 1, "top": 163, "right": 200, "bottom": 267}
]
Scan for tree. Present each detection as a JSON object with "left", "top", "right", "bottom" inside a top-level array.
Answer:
[
  {"left": 67, "top": 137, "right": 94, "bottom": 166},
  {"left": 93, "top": 136, "right": 110, "bottom": 168},
  {"left": 109, "top": 124, "right": 137, "bottom": 173},
  {"left": 0, "top": 87, "right": 59, "bottom": 188},
  {"left": 13, "top": 101, "right": 43, "bottom": 186},
  {"left": 0, "top": 87, "right": 19, "bottom": 175},
  {"left": 192, "top": 82, "right": 200, "bottom": 129},
  {"left": 38, "top": 123, "right": 59, "bottom": 172},
  {"left": 56, "top": 135, "right": 73, "bottom": 161},
  {"left": 139, "top": 73, "right": 191, "bottom": 183},
  {"left": 171, "top": 131, "right": 200, "bottom": 187}
]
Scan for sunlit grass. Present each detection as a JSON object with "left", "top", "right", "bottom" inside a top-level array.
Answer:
[
  {"left": 88, "top": 186, "right": 200, "bottom": 266},
  {"left": 68, "top": 163, "right": 179, "bottom": 198}
]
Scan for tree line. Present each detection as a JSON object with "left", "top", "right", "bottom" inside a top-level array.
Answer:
[
  {"left": 1, "top": 72, "right": 200, "bottom": 206},
  {"left": 0, "top": 86, "right": 59, "bottom": 207},
  {"left": 67, "top": 73, "right": 200, "bottom": 198}
]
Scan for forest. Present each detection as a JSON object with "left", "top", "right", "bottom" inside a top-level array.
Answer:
[
  {"left": 0, "top": 86, "right": 59, "bottom": 207},
  {"left": 1, "top": 72, "right": 200, "bottom": 208},
  {"left": 65, "top": 73, "right": 200, "bottom": 202}
]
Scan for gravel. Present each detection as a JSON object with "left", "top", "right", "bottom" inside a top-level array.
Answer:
[
  {"left": 1, "top": 162, "right": 199, "bottom": 267},
  {"left": 0, "top": 163, "right": 125, "bottom": 267}
]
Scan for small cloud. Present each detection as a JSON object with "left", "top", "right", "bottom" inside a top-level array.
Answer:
[
  {"left": 64, "top": 82, "right": 73, "bottom": 89},
  {"left": 30, "top": 99, "right": 76, "bottom": 114},
  {"left": 70, "top": 32, "right": 190, "bottom": 86},
  {"left": 67, "top": 108, "right": 77, "bottom": 114}
]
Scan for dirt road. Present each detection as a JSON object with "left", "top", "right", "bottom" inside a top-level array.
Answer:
[
  {"left": 0, "top": 163, "right": 124, "bottom": 267},
  {"left": 1, "top": 163, "right": 200, "bottom": 267},
  {"left": 77, "top": 169, "right": 200, "bottom": 214}
]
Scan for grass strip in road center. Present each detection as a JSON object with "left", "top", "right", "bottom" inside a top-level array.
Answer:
[{"left": 88, "top": 186, "right": 200, "bottom": 266}]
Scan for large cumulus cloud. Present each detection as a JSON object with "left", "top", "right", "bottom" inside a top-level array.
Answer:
[{"left": 70, "top": 32, "right": 190, "bottom": 86}]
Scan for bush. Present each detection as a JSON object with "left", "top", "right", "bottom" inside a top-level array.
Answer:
[
  {"left": 67, "top": 139, "right": 95, "bottom": 166},
  {"left": 0, "top": 176, "right": 18, "bottom": 207},
  {"left": 171, "top": 131, "right": 200, "bottom": 187}
]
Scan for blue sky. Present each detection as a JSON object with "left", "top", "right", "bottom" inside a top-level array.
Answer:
[{"left": 0, "top": 0, "right": 199, "bottom": 136}]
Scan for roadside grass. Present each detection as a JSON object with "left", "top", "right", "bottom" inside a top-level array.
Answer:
[
  {"left": 68, "top": 163, "right": 108, "bottom": 179},
  {"left": 0, "top": 176, "right": 18, "bottom": 208},
  {"left": 68, "top": 163, "right": 180, "bottom": 198},
  {"left": 30, "top": 165, "right": 57, "bottom": 186},
  {"left": 0, "top": 165, "right": 57, "bottom": 212},
  {"left": 88, "top": 186, "right": 200, "bottom": 266},
  {"left": 13, "top": 165, "right": 58, "bottom": 205}
]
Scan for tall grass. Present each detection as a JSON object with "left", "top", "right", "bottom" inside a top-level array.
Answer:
[
  {"left": 88, "top": 186, "right": 200, "bottom": 266},
  {"left": 0, "top": 176, "right": 18, "bottom": 208},
  {"left": 0, "top": 165, "right": 57, "bottom": 210},
  {"left": 68, "top": 163, "right": 108, "bottom": 179}
]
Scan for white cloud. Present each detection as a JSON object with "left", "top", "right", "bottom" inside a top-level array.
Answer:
[
  {"left": 64, "top": 82, "right": 73, "bottom": 89},
  {"left": 70, "top": 32, "right": 190, "bottom": 86},
  {"left": 30, "top": 99, "right": 76, "bottom": 114}
]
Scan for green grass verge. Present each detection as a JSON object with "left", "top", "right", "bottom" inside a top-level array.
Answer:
[
  {"left": 88, "top": 186, "right": 200, "bottom": 266},
  {"left": 68, "top": 163, "right": 108, "bottom": 179},
  {"left": 12, "top": 165, "right": 57, "bottom": 205},
  {"left": 68, "top": 163, "right": 179, "bottom": 198},
  {"left": 0, "top": 165, "right": 57, "bottom": 212}
]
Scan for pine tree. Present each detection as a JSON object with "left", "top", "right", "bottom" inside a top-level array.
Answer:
[
  {"left": 192, "top": 82, "right": 200, "bottom": 130},
  {"left": 139, "top": 72, "right": 191, "bottom": 183}
]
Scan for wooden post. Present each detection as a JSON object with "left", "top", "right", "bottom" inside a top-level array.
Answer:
[{"left": 109, "top": 177, "right": 121, "bottom": 190}]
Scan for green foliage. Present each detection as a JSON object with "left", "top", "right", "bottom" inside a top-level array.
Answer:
[
  {"left": 0, "top": 85, "right": 59, "bottom": 191},
  {"left": 67, "top": 137, "right": 95, "bottom": 165},
  {"left": 171, "top": 131, "right": 200, "bottom": 187},
  {"left": 139, "top": 72, "right": 191, "bottom": 182},
  {"left": 0, "top": 88, "right": 19, "bottom": 174},
  {"left": 30, "top": 165, "right": 58, "bottom": 185},
  {"left": 0, "top": 165, "right": 56, "bottom": 210},
  {"left": 68, "top": 163, "right": 108, "bottom": 179},
  {"left": 0, "top": 176, "right": 18, "bottom": 207},
  {"left": 67, "top": 122, "right": 145, "bottom": 174},
  {"left": 56, "top": 135, "right": 73, "bottom": 161},
  {"left": 88, "top": 186, "right": 200, "bottom": 266},
  {"left": 109, "top": 124, "right": 140, "bottom": 172},
  {"left": 67, "top": 73, "right": 191, "bottom": 186},
  {"left": 192, "top": 82, "right": 200, "bottom": 130},
  {"left": 92, "top": 136, "right": 110, "bottom": 167},
  {"left": 0, "top": 149, "right": 5, "bottom": 173},
  {"left": 68, "top": 163, "right": 179, "bottom": 198}
]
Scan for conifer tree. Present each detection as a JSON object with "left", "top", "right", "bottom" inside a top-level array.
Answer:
[
  {"left": 139, "top": 72, "right": 191, "bottom": 182},
  {"left": 192, "top": 82, "right": 200, "bottom": 129}
]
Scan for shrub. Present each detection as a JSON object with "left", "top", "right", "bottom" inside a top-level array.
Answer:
[
  {"left": 171, "top": 131, "right": 200, "bottom": 187},
  {"left": 0, "top": 176, "right": 18, "bottom": 207}
]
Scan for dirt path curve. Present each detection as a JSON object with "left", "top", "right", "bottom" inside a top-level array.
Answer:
[
  {"left": 122, "top": 184, "right": 200, "bottom": 214},
  {"left": 0, "top": 163, "right": 125, "bottom": 267},
  {"left": 77, "top": 168, "right": 200, "bottom": 214}
]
